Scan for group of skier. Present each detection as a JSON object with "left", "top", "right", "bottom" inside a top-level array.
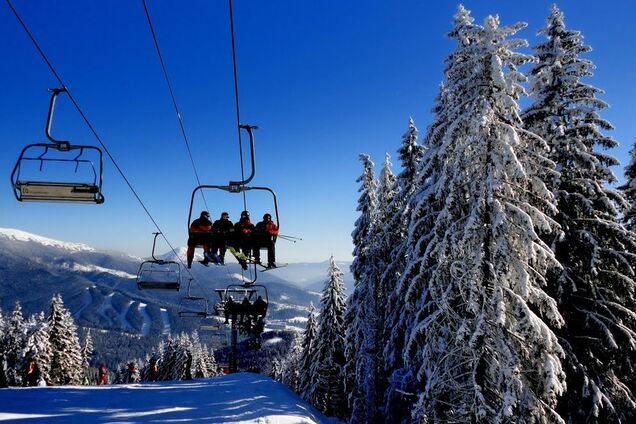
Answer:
[
  {"left": 223, "top": 295, "right": 268, "bottom": 337},
  {"left": 187, "top": 210, "right": 279, "bottom": 270}
]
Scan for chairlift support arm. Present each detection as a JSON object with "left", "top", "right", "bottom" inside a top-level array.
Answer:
[
  {"left": 229, "top": 124, "right": 258, "bottom": 187},
  {"left": 45, "top": 88, "right": 70, "bottom": 150},
  {"left": 150, "top": 231, "right": 162, "bottom": 262}
]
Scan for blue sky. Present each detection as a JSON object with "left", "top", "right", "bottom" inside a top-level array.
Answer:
[{"left": 1, "top": 0, "right": 635, "bottom": 262}]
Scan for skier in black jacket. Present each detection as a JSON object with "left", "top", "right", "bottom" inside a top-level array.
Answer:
[{"left": 212, "top": 212, "right": 233, "bottom": 264}]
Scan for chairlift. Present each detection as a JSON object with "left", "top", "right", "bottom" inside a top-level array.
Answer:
[
  {"left": 178, "top": 278, "right": 209, "bottom": 318},
  {"left": 10, "top": 88, "right": 105, "bottom": 204},
  {"left": 213, "top": 283, "right": 269, "bottom": 320},
  {"left": 136, "top": 232, "right": 181, "bottom": 291},
  {"left": 199, "top": 316, "right": 224, "bottom": 332},
  {"left": 186, "top": 125, "right": 280, "bottom": 284}
]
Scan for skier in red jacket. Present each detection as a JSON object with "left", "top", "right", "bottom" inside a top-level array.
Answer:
[
  {"left": 254, "top": 213, "right": 279, "bottom": 268},
  {"left": 187, "top": 211, "right": 215, "bottom": 268},
  {"left": 98, "top": 363, "right": 108, "bottom": 385}
]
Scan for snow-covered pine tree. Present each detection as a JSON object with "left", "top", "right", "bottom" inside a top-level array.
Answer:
[
  {"left": 80, "top": 330, "right": 93, "bottom": 384},
  {"left": 173, "top": 333, "right": 194, "bottom": 380},
  {"left": 344, "top": 154, "right": 378, "bottom": 423},
  {"left": 299, "top": 304, "right": 319, "bottom": 401},
  {"left": 401, "top": 8, "right": 566, "bottom": 423},
  {"left": 281, "top": 333, "right": 302, "bottom": 393},
  {"left": 310, "top": 256, "right": 348, "bottom": 419},
  {"left": 190, "top": 332, "right": 208, "bottom": 378},
  {"left": 4, "top": 302, "right": 27, "bottom": 386},
  {"left": 270, "top": 357, "right": 283, "bottom": 381},
  {"left": 524, "top": 6, "right": 636, "bottom": 422},
  {"left": 203, "top": 344, "right": 219, "bottom": 377},
  {"left": 0, "top": 309, "right": 6, "bottom": 387},
  {"left": 48, "top": 294, "right": 83, "bottom": 385},
  {"left": 24, "top": 312, "right": 52, "bottom": 385},
  {"left": 381, "top": 119, "right": 427, "bottom": 422},
  {"left": 158, "top": 337, "right": 177, "bottom": 381},
  {"left": 621, "top": 140, "right": 636, "bottom": 233},
  {"left": 383, "top": 11, "right": 481, "bottom": 419}
]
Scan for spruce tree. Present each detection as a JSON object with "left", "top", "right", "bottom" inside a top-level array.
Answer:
[
  {"left": 402, "top": 8, "right": 566, "bottom": 422},
  {"left": 381, "top": 119, "right": 426, "bottom": 421},
  {"left": 158, "top": 337, "right": 177, "bottom": 381},
  {"left": 344, "top": 154, "right": 379, "bottom": 423},
  {"left": 0, "top": 309, "right": 7, "bottom": 387},
  {"left": 80, "top": 330, "right": 93, "bottom": 384},
  {"left": 191, "top": 332, "right": 208, "bottom": 378},
  {"left": 299, "top": 304, "right": 319, "bottom": 400},
  {"left": 281, "top": 333, "right": 302, "bottom": 393},
  {"left": 621, "top": 140, "right": 636, "bottom": 232},
  {"left": 48, "top": 294, "right": 83, "bottom": 385},
  {"left": 311, "top": 256, "right": 348, "bottom": 419},
  {"left": 384, "top": 11, "right": 481, "bottom": 420},
  {"left": 25, "top": 312, "right": 52, "bottom": 385},
  {"left": 174, "top": 333, "right": 194, "bottom": 380},
  {"left": 524, "top": 6, "right": 636, "bottom": 422},
  {"left": 5, "top": 302, "right": 27, "bottom": 386},
  {"left": 203, "top": 344, "right": 219, "bottom": 377}
]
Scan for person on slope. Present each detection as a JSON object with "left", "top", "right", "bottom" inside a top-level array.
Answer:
[
  {"left": 254, "top": 213, "right": 279, "bottom": 268},
  {"left": 98, "top": 363, "right": 108, "bottom": 385},
  {"left": 126, "top": 362, "right": 140, "bottom": 383},
  {"left": 187, "top": 211, "right": 215, "bottom": 268},
  {"left": 23, "top": 358, "right": 40, "bottom": 387},
  {"left": 212, "top": 212, "right": 234, "bottom": 264}
]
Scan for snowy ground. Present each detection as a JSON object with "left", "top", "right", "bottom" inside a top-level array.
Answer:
[{"left": 0, "top": 373, "right": 340, "bottom": 423}]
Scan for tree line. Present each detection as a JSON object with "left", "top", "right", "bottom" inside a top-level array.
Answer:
[
  {"left": 0, "top": 294, "right": 221, "bottom": 387},
  {"left": 273, "top": 5, "right": 636, "bottom": 423}
]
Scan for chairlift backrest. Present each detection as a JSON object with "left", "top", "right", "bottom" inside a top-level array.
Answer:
[
  {"left": 10, "top": 88, "right": 104, "bottom": 204},
  {"left": 178, "top": 278, "right": 208, "bottom": 317},
  {"left": 136, "top": 232, "right": 181, "bottom": 291}
]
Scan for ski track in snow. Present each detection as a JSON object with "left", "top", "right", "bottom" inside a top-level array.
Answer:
[
  {"left": 98, "top": 293, "right": 133, "bottom": 330},
  {"left": 118, "top": 300, "right": 134, "bottom": 331},
  {"left": 138, "top": 303, "right": 151, "bottom": 336},
  {"left": 73, "top": 286, "right": 94, "bottom": 318},
  {"left": 0, "top": 373, "right": 340, "bottom": 423},
  {"left": 160, "top": 308, "right": 171, "bottom": 335},
  {"left": 98, "top": 293, "right": 115, "bottom": 326}
]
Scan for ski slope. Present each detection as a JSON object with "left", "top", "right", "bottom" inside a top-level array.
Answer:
[{"left": 0, "top": 373, "right": 339, "bottom": 423}]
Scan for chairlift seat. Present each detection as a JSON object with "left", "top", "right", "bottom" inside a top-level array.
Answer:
[
  {"left": 15, "top": 180, "right": 104, "bottom": 203},
  {"left": 136, "top": 260, "right": 181, "bottom": 291},
  {"left": 137, "top": 280, "right": 180, "bottom": 290},
  {"left": 178, "top": 310, "right": 208, "bottom": 318},
  {"left": 200, "top": 324, "right": 221, "bottom": 331}
]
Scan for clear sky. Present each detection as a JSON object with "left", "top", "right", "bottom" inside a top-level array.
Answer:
[{"left": 1, "top": 0, "right": 635, "bottom": 262}]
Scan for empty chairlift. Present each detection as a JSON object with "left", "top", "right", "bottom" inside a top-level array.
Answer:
[
  {"left": 137, "top": 232, "right": 181, "bottom": 291},
  {"left": 178, "top": 278, "right": 209, "bottom": 318},
  {"left": 11, "top": 88, "right": 104, "bottom": 204}
]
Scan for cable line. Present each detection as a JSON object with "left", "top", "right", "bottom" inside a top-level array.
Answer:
[
  {"left": 228, "top": 0, "right": 247, "bottom": 210},
  {"left": 6, "top": 0, "right": 215, "bottom": 301},
  {"left": 140, "top": 0, "right": 209, "bottom": 212}
]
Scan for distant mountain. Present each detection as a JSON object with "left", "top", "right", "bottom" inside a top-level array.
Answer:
[
  {"left": 268, "top": 259, "right": 354, "bottom": 295},
  {"left": 0, "top": 228, "right": 320, "bottom": 366}
]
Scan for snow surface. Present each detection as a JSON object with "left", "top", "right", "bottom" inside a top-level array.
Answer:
[
  {"left": 138, "top": 303, "right": 152, "bottom": 336},
  {"left": 0, "top": 228, "right": 95, "bottom": 252},
  {"left": 0, "top": 373, "right": 340, "bottom": 423},
  {"left": 160, "top": 308, "right": 171, "bottom": 335},
  {"left": 60, "top": 262, "right": 136, "bottom": 279}
]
